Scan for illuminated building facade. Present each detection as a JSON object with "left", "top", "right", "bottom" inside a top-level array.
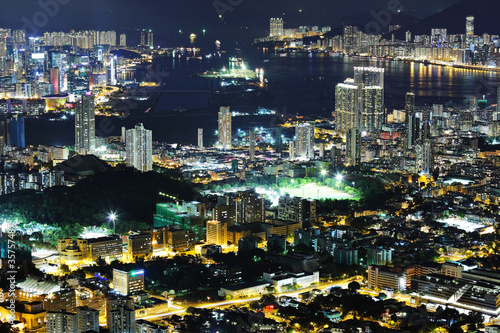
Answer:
[
  {"left": 75, "top": 92, "right": 95, "bottom": 155},
  {"left": 126, "top": 123, "right": 153, "bottom": 172},
  {"left": 270, "top": 18, "right": 284, "bottom": 38},
  {"left": 466, "top": 15, "right": 474, "bottom": 48},
  {"left": 218, "top": 106, "right": 232, "bottom": 151},
  {"left": 206, "top": 220, "right": 227, "bottom": 246},
  {"left": 295, "top": 122, "right": 315, "bottom": 160},
  {"left": 113, "top": 268, "right": 145, "bottom": 296},
  {"left": 127, "top": 233, "right": 152, "bottom": 259},
  {"left": 46, "top": 311, "right": 78, "bottom": 333}
]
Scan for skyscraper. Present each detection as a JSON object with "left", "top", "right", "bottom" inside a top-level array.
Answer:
[
  {"left": 421, "top": 108, "right": 431, "bottom": 141},
  {"left": 405, "top": 92, "right": 415, "bottom": 115},
  {"left": 109, "top": 55, "right": 117, "bottom": 86},
  {"left": 147, "top": 30, "right": 154, "bottom": 48},
  {"left": 417, "top": 140, "right": 433, "bottom": 175},
  {"left": 75, "top": 92, "right": 95, "bottom": 155},
  {"left": 249, "top": 129, "right": 255, "bottom": 161},
  {"left": 270, "top": 18, "right": 284, "bottom": 38},
  {"left": 198, "top": 128, "right": 203, "bottom": 150},
  {"left": 50, "top": 67, "right": 60, "bottom": 94},
  {"left": 354, "top": 67, "right": 384, "bottom": 132},
  {"left": 140, "top": 30, "right": 146, "bottom": 46},
  {"left": 10, "top": 115, "right": 25, "bottom": 148},
  {"left": 126, "top": 123, "right": 153, "bottom": 172},
  {"left": 405, "top": 92, "right": 418, "bottom": 149},
  {"left": 335, "top": 80, "right": 359, "bottom": 135},
  {"left": 275, "top": 127, "right": 283, "bottom": 154},
  {"left": 346, "top": 128, "right": 361, "bottom": 166},
  {"left": 295, "top": 123, "right": 315, "bottom": 160},
  {"left": 336, "top": 67, "right": 384, "bottom": 136},
  {"left": 466, "top": 16, "right": 474, "bottom": 48},
  {"left": 119, "top": 33, "right": 126, "bottom": 47},
  {"left": 218, "top": 106, "right": 232, "bottom": 151},
  {"left": 496, "top": 86, "right": 500, "bottom": 117}
]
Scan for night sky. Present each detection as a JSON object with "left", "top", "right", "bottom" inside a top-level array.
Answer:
[{"left": 0, "top": 0, "right": 460, "bottom": 46}]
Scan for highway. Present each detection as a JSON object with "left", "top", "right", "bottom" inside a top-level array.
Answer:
[{"left": 140, "top": 276, "right": 363, "bottom": 321}]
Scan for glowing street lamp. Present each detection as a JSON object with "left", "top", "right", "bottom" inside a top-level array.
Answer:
[
  {"left": 108, "top": 213, "right": 116, "bottom": 235},
  {"left": 321, "top": 169, "right": 327, "bottom": 183},
  {"left": 336, "top": 174, "right": 343, "bottom": 182}
]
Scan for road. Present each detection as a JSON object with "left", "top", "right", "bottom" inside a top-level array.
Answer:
[{"left": 140, "top": 276, "right": 363, "bottom": 321}]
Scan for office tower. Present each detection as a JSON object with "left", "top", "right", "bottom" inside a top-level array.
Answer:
[
  {"left": 466, "top": 16, "right": 474, "bottom": 48},
  {"left": 126, "top": 123, "right": 153, "bottom": 172},
  {"left": 10, "top": 115, "right": 25, "bottom": 148},
  {"left": 46, "top": 311, "right": 79, "bottom": 333},
  {"left": 119, "top": 33, "right": 126, "bottom": 47},
  {"left": 335, "top": 80, "right": 359, "bottom": 135},
  {"left": 140, "top": 30, "right": 146, "bottom": 46},
  {"left": 206, "top": 220, "right": 227, "bottom": 246},
  {"left": 75, "top": 92, "right": 95, "bottom": 155},
  {"left": 346, "top": 128, "right": 361, "bottom": 166},
  {"left": 218, "top": 106, "right": 231, "bottom": 151},
  {"left": 275, "top": 127, "right": 283, "bottom": 154},
  {"left": 147, "top": 30, "right": 154, "bottom": 48},
  {"left": 77, "top": 306, "right": 100, "bottom": 333},
  {"left": 249, "top": 129, "right": 255, "bottom": 161},
  {"left": 270, "top": 18, "right": 284, "bottom": 38},
  {"left": 295, "top": 123, "right": 315, "bottom": 160},
  {"left": 198, "top": 128, "right": 203, "bottom": 149},
  {"left": 50, "top": 67, "right": 60, "bottom": 94},
  {"left": 113, "top": 268, "right": 145, "bottom": 296}
]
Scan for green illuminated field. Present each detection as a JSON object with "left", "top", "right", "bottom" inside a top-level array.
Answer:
[{"left": 282, "top": 183, "right": 357, "bottom": 200}]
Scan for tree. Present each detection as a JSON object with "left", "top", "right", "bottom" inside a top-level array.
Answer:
[
  {"left": 348, "top": 281, "right": 361, "bottom": 293},
  {"left": 60, "top": 264, "right": 70, "bottom": 274}
]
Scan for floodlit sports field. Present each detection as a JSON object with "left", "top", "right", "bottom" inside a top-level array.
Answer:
[{"left": 282, "top": 183, "right": 356, "bottom": 200}]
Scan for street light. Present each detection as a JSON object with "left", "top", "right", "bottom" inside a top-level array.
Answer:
[
  {"left": 108, "top": 213, "right": 116, "bottom": 235},
  {"left": 321, "top": 169, "right": 327, "bottom": 183},
  {"left": 336, "top": 174, "right": 343, "bottom": 182}
]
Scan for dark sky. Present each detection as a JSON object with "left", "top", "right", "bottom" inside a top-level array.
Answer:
[{"left": 0, "top": 0, "right": 461, "bottom": 46}]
